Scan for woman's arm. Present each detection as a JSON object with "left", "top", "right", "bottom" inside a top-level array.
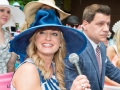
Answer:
[
  {"left": 7, "top": 52, "right": 17, "bottom": 72},
  {"left": 105, "top": 76, "right": 120, "bottom": 86},
  {"left": 105, "top": 46, "right": 120, "bottom": 86},
  {"left": 107, "top": 46, "right": 116, "bottom": 61}
]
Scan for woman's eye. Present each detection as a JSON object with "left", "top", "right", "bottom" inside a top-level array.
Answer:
[
  {"left": 39, "top": 31, "right": 45, "bottom": 34},
  {"left": 0, "top": 9, "right": 10, "bottom": 14},
  {"left": 0, "top": 9, "right": 4, "bottom": 12},
  {"left": 7, "top": 11, "right": 10, "bottom": 14},
  {"left": 52, "top": 33, "right": 58, "bottom": 36}
]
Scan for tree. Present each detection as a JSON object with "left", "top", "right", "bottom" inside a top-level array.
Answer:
[{"left": 9, "top": 0, "right": 37, "bottom": 9}]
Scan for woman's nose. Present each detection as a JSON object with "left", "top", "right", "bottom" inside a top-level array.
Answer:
[{"left": 45, "top": 33, "right": 51, "bottom": 41}]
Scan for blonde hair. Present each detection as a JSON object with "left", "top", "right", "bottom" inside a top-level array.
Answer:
[
  {"left": 26, "top": 28, "right": 66, "bottom": 89},
  {"left": 115, "top": 27, "right": 120, "bottom": 68}
]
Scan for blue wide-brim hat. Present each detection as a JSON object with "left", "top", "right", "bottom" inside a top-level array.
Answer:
[{"left": 9, "top": 9, "right": 87, "bottom": 57}]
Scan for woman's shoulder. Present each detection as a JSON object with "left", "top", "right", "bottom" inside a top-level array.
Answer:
[
  {"left": 12, "top": 59, "right": 41, "bottom": 90},
  {"left": 107, "top": 45, "right": 117, "bottom": 61},
  {"left": 19, "top": 62, "right": 36, "bottom": 69},
  {"left": 12, "top": 59, "right": 39, "bottom": 82},
  {"left": 107, "top": 46, "right": 115, "bottom": 52},
  {"left": 14, "top": 62, "right": 38, "bottom": 78}
]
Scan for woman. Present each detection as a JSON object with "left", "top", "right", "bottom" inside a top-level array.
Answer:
[
  {"left": 105, "top": 20, "right": 120, "bottom": 87},
  {"left": 12, "top": 2, "right": 23, "bottom": 11},
  {"left": 19, "top": 0, "right": 71, "bottom": 63},
  {"left": 20, "top": 0, "right": 70, "bottom": 32},
  {"left": 0, "top": 0, "right": 25, "bottom": 73},
  {"left": 10, "top": 9, "right": 91, "bottom": 90}
]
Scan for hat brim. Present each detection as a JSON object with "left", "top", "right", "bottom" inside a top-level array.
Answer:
[
  {"left": 24, "top": 1, "right": 70, "bottom": 25},
  {"left": 1, "top": 5, "right": 25, "bottom": 28},
  {"left": 10, "top": 25, "right": 87, "bottom": 57}
]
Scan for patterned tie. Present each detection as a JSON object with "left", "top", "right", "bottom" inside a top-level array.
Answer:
[{"left": 96, "top": 45, "right": 101, "bottom": 75}]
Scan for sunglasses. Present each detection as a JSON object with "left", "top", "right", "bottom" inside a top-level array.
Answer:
[{"left": 69, "top": 24, "right": 79, "bottom": 28}]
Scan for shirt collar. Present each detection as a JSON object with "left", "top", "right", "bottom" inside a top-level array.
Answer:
[{"left": 84, "top": 33, "right": 100, "bottom": 51}]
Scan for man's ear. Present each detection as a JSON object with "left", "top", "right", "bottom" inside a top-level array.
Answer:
[{"left": 82, "top": 20, "right": 88, "bottom": 31}]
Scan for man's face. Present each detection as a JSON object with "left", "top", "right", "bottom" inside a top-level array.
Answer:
[
  {"left": 83, "top": 13, "right": 110, "bottom": 44},
  {"left": 67, "top": 24, "right": 79, "bottom": 29}
]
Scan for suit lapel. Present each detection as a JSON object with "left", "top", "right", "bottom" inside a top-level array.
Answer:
[
  {"left": 99, "top": 43, "right": 106, "bottom": 84},
  {"left": 86, "top": 41, "right": 101, "bottom": 80}
]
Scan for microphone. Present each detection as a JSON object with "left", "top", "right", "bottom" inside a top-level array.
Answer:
[
  {"left": 69, "top": 53, "right": 90, "bottom": 90},
  {"left": 69, "top": 53, "right": 82, "bottom": 75}
]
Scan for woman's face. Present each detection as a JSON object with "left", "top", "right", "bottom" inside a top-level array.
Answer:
[
  {"left": 35, "top": 27, "right": 62, "bottom": 57},
  {"left": 41, "top": 5, "right": 54, "bottom": 10},
  {"left": 0, "top": 7, "right": 10, "bottom": 26}
]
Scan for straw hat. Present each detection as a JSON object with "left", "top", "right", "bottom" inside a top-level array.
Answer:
[
  {"left": 24, "top": 0, "right": 70, "bottom": 25},
  {"left": 10, "top": 9, "right": 87, "bottom": 57}
]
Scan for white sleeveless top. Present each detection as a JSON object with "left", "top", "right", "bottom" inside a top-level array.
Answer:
[
  {"left": 11, "top": 58, "right": 61, "bottom": 90},
  {"left": 0, "top": 30, "right": 11, "bottom": 74}
]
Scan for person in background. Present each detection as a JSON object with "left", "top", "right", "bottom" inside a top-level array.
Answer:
[
  {"left": 105, "top": 20, "right": 120, "bottom": 87},
  {"left": 66, "top": 15, "right": 83, "bottom": 31},
  {"left": 10, "top": 9, "right": 91, "bottom": 90},
  {"left": 108, "top": 31, "right": 115, "bottom": 46},
  {"left": 20, "top": 0, "right": 70, "bottom": 32},
  {"left": 11, "top": 2, "right": 25, "bottom": 68},
  {"left": 66, "top": 15, "right": 79, "bottom": 29},
  {"left": 108, "top": 22, "right": 117, "bottom": 46},
  {"left": 0, "top": 0, "right": 25, "bottom": 73},
  {"left": 103, "top": 31, "right": 111, "bottom": 47},
  {"left": 64, "top": 4, "right": 120, "bottom": 90},
  {"left": 103, "top": 38, "right": 109, "bottom": 48},
  {"left": 108, "top": 20, "right": 120, "bottom": 46},
  {"left": 19, "top": 0, "right": 71, "bottom": 63},
  {"left": 12, "top": 2, "right": 23, "bottom": 35},
  {"left": 12, "top": 2, "right": 23, "bottom": 11}
]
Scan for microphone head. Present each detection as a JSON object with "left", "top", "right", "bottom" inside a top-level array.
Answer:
[{"left": 69, "top": 53, "right": 79, "bottom": 64}]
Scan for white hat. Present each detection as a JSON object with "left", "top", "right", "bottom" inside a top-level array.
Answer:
[
  {"left": 112, "top": 20, "right": 120, "bottom": 33},
  {"left": 24, "top": 0, "right": 70, "bottom": 25},
  {"left": 0, "top": 0, "right": 25, "bottom": 28}
]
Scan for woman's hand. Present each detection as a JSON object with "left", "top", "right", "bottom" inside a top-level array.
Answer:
[{"left": 70, "top": 75, "right": 91, "bottom": 90}]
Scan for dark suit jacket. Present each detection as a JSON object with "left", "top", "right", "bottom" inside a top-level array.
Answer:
[{"left": 64, "top": 40, "right": 120, "bottom": 90}]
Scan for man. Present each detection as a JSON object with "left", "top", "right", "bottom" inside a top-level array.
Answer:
[
  {"left": 64, "top": 4, "right": 120, "bottom": 90},
  {"left": 66, "top": 15, "right": 79, "bottom": 29},
  {"left": 66, "top": 15, "right": 83, "bottom": 31}
]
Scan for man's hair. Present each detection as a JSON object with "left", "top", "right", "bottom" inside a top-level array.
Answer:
[{"left": 82, "top": 4, "right": 111, "bottom": 23}]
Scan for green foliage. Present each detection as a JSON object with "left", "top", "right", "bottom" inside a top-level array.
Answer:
[{"left": 9, "top": 0, "right": 37, "bottom": 9}]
